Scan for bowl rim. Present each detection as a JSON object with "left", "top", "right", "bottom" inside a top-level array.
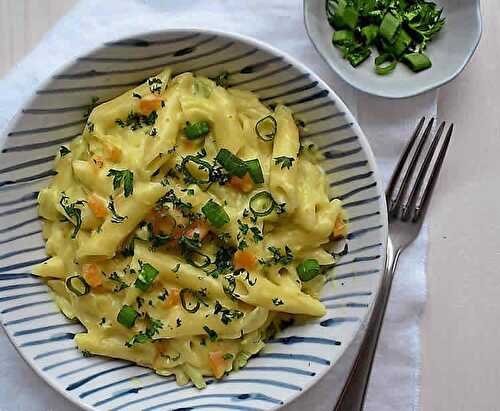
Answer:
[
  {"left": 303, "top": 0, "right": 483, "bottom": 99},
  {"left": 0, "top": 27, "right": 389, "bottom": 411}
]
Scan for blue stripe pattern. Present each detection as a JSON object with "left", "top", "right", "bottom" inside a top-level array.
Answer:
[{"left": 0, "top": 30, "right": 387, "bottom": 411}]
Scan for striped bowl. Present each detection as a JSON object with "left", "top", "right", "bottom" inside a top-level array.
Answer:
[{"left": 0, "top": 29, "right": 388, "bottom": 411}]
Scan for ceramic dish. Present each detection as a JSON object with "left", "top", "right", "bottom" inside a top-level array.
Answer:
[
  {"left": 0, "top": 29, "right": 387, "bottom": 410},
  {"left": 304, "top": 0, "right": 482, "bottom": 99}
]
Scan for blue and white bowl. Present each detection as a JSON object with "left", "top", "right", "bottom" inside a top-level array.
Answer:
[{"left": 0, "top": 29, "right": 388, "bottom": 411}]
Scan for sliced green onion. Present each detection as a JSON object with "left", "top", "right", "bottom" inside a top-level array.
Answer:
[
  {"left": 255, "top": 115, "right": 277, "bottom": 142},
  {"left": 181, "top": 156, "right": 213, "bottom": 185},
  {"left": 184, "top": 121, "right": 210, "bottom": 140},
  {"left": 361, "top": 25, "right": 378, "bottom": 46},
  {"left": 202, "top": 200, "right": 230, "bottom": 228},
  {"left": 393, "top": 29, "right": 413, "bottom": 57},
  {"left": 117, "top": 305, "right": 138, "bottom": 328},
  {"left": 180, "top": 288, "right": 200, "bottom": 313},
  {"left": 347, "top": 45, "right": 371, "bottom": 67},
  {"left": 332, "top": 30, "right": 354, "bottom": 46},
  {"left": 379, "top": 13, "right": 401, "bottom": 42},
  {"left": 186, "top": 250, "right": 211, "bottom": 269},
  {"left": 335, "top": 0, "right": 359, "bottom": 30},
  {"left": 245, "top": 159, "right": 264, "bottom": 184},
  {"left": 215, "top": 148, "right": 248, "bottom": 177},
  {"left": 134, "top": 262, "right": 160, "bottom": 292},
  {"left": 65, "top": 275, "right": 90, "bottom": 297},
  {"left": 249, "top": 191, "right": 275, "bottom": 217},
  {"left": 403, "top": 52, "right": 432, "bottom": 72},
  {"left": 297, "top": 259, "right": 321, "bottom": 282},
  {"left": 375, "top": 54, "right": 397, "bottom": 75}
]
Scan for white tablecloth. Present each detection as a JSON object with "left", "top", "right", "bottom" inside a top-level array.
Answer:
[{"left": 0, "top": 1, "right": 434, "bottom": 409}]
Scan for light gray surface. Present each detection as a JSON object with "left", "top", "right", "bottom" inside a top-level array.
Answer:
[{"left": 304, "top": 0, "right": 482, "bottom": 98}]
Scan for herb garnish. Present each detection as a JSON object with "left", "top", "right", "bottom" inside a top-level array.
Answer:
[
  {"left": 259, "top": 246, "right": 294, "bottom": 266},
  {"left": 59, "top": 146, "right": 71, "bottom": 157},
  {"left": 214, "top": 301, "right": 243, "bottom": 325},
  {"left": 274, "top": 156, "right": 295, "bottom": 170},
  {"left": 59, "top": 194, "right": 86, "bottom": 238},
  {"left": 272, "top": 298, "right": 284, "bottom": 306},
  {"left": 203, "top": 325, "right": 218, "bottom": 342},
  {"left": 148, "top": 77, "right": 163, "bottom": 94},
  {"left": 212, "top": 71, "right": 230, "bottom": 87},
  {"left": 107, "top": 169, "right": 134, "bottom": 197},
  {"left": 115, "top": 111, "right": 158, "bottom": 130},
  {"left": 126, "top": 315, "right": 163, "bottom": 347},
  {"left": 108, "top": 197, "right": 127, "bottom": 223},
  {"left": 109, "top": 272, "right": 129, "bottom": 292}
]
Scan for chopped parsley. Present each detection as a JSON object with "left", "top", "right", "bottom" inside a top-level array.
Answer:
[
  {"left": 132, "top": 92, "right": 142, "bottom": 99},
  {"left": 115, "top": 111, "right": 158, "bottom": 130},
  {"left": 108, "top": 197, "right": 127, "bottom": 223},
  {"left": 148, "top": 77, "right": 163, "bottom": 94},
  {"left": 86, "top": 121, "right": 95, "bottom": 133},
  {"left": 109, "top": 272, "right": 129, "bottom": 292},
  {"left": 172, "top": 263, "right": 181, "bottom": 273},
  {"left": 272, "top": 298, "right": 284, "bottom": 306},
  {"left": 107, "top": 169, "right": 134, "bottom": 197},
  {"left": 126, "top": 316, "right": 163, "bottom": 347},
  {"left": 274, "top": 156, "right": 295, "bottom": 169},
  {"left": 81, "top": 350, "right": 93, "bottom": 357},
  {"left": 99, "top": 317, "right": 106, "bottom": 326},
  {"left": 149, "top": 127, "right": 158, "bottom": 137},
  {"left": 275, "top": 202, "right": 287, "bottom": 214},
  {"left": 214, "top": 301, "right": 243, "bottom": 325},
  {"left": 59, "top": 193, "right": 86, "bottom": 238},
  {"left": 223, "top": 353, "right": 234, "bottom": 360},
  {"left": 212, "top": 71, "right": 230, "bottom": 87},
  {"left": 59, "top": 146, "right": 71, "bottom": 157},
  {"left": 176, "top": 318, "right": 182, "bottom": 327},
  {"left": 259, "top": 245, "right": 294, "bottom": 266},
  {"left": 209, "top": 246, "right": 235, "bottom": 278},
  {"left": 203, "top": 325, "right": 218, "bottom": 342},
  {"left": 158, "top": 289, "right": 169, "bottom": 302}
]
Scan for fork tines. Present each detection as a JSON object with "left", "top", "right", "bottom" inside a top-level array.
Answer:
[{"left": 386, "top": 117, "right": 453, "bottom": 222}]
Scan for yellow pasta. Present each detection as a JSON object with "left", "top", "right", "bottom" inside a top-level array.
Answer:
[{"left": 34, "top": 68, "right": 346, "bottom": 388}]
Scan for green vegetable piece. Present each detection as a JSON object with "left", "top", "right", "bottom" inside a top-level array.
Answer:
[
  {"left": 65, "top": 275, "right": 90, "bottom": 297},
  {"left": 347, "top": 45, "right": 371, "bottom": 67},
  {"left": 403, "top": 52, "right": 432, "bottom": 72},
  {"left": 245, "top": 159, "right": 264, "bottom": 184},
  {"left": 375, "top": 54, "right": 398, "bottom": 75},
  {"left": 249, "top": 191, "right": 275, "bottom": 218},
  {"left": 215, "top": 148, "right": 248, "bottom": 177},
  {"left": 184, "top": 121, "right": 210, "bottom": 140},
  {"left": 361, "top": 25, "right": 379, "bottom": 46},
  {"left": 134, "top": 262, "right": 160, "bottom": 292},
  {"left": 393, "top": 29, "right": 413, "bottom": 57},
  {"left": 107, "top": 169, "right": 134, "bottom": 197},
  {"left": 335, "top": 0, "right": 359, "bottom": 30},
  {"left": 202, "top": 199, "right": 230, "bottom": 228},
  {"left": 332, "top": 30, "right": 355, "bottom": 46},
  {"left": 297, "top": 259, "right": 321, "bottom": 282},
  {"left": 380, "top": 13, "right": 401, "bottom": 43},
  {"left": 117, "top": 305, "right": 138, "bottom": 328}
]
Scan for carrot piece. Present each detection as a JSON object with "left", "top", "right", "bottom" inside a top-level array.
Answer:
[
  {"left": 208, "top": 351, "right": 227, "bottom": 379},
  {"left": 184, "top": 220, "right": 209, "bottom": 240},
  {"left": 139, "top": 96, "right": 163, "bottom": 116},
  {"left": 82, "top": 263, "right": 103, "bottom": 288},
  {"left": 106, "top": 144, "right": 121, "bottom": 162},
  {"left": 332, "top": 216, "right": 347, "bottom": 238},
  {"left": 164, "top": 288, "right": 180, "bottom": 308},
  {"left": 229, "top": 174, "right": 253, "bottom": 193},
  {"left": 88, "top": 194, "right": 107, "bottom": 219},
  {"left": 233, "top": 250, "right": 257, "bottom": 270}
]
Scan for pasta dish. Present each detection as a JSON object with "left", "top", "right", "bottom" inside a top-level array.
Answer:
[{"left": 33, "top": 68, "right": 347, "bottom": 388}]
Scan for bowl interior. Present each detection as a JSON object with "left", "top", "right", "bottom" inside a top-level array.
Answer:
[
  {"left": 0, "top": 29, "right": 387, "bottom": 411},
  {"left": 304, "top": 0, "right": 482, "bottom": 98}
]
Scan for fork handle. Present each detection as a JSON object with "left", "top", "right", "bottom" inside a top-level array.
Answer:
[{"left": 334, "top": 239, "right": 401, "bottom": 411}]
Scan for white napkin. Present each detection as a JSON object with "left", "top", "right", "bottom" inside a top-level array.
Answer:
[{"left": 0, "top": 1, "right": 434, "bottom": 409}]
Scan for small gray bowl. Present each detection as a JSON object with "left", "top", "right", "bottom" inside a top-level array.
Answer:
[{"left": 304, "top": 0, "right": 482, "bottom": 98}]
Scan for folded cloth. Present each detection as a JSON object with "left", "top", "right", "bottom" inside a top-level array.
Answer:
[{"left": 0, "top": 1, "right": 433, "bottom": 409}]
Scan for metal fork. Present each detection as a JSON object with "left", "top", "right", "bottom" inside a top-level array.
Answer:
[{"left": 334, "top": 117, "right": 454, "bottom": 411}]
